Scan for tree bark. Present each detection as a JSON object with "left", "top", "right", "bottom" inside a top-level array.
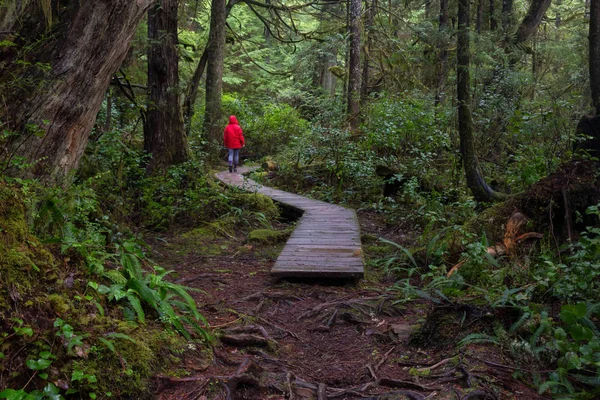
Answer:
[
  {"left": 347, "top": 0, "right": 362, "bottom": 131},
  {"left": 512, "top": 0, "right": 552, "bottom": 47},
  {"left": 145, "top": 0, "right": 189, "bottom": 173},
  {"left": 0, "top": 0, "right": 154, "bottom": 181},
  {"left": 204, "top": 0, "right": 228, "bottom": 151},
  {"left": 457, "top": 0, "right": 502, "bottom": 202},
  {"left": 501, "top": 0, "right": 513, "bottom": 32},
  {"left": 490, "top": 0, "right": 497, "bottom": 30},
  {"left": 183, "top": 0, "right": 237, "bottom": 135},
  {"left": 591, "top": 0, "right": 600, "bottom": 114},
  {"left": 435, "top": 0, "right": 450, "bottom": 105},
  {"left": 361, "top": 0, "right": 376, "bottom": 100}
]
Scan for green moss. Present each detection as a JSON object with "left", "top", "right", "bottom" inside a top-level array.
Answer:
[
  {"left": 181, "top": 227, "right": 217, "bottom": 240},
  {"left": 232, "top": 193, "right": 280, "bottom": 219},
  {"left": 0, "top": 184, "right": 56, "bottom": 317},
  {"left": 248, "top": 228, "right": 291, "bottom": 244},
  {"left": 47, "top": 293, "right": 72, "bottom": 315}
]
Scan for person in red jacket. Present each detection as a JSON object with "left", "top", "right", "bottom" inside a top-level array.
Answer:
[{"left": 223, "top": 115, "right": 245, "bottom": 172}]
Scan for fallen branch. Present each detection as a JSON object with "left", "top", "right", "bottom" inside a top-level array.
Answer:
[{"left": 220, "top": 333, "right": 272, "bottom": 347}]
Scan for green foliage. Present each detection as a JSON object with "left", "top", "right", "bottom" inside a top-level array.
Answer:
[{"left": 533, "top": 204, "right": 600, "bottom": 301}]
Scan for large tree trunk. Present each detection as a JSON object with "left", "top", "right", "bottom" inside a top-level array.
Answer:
[
  {"left": 204, "top": 0, "right": 228, "bottom": 151},
  {"left": 0, "top": 0, "right": 154, "bottom": 181},
  {"left": 590, "top": 0, "right": 600, "bottom": 114},
  {"left": 457, "top": 0, "right": 502, "bottom": 202},
  {"left": 347, "top": 0, "right": 362, "bottom": 131},
  {"left": 145, "top": 0, "right": 188, "bottom": 173}
]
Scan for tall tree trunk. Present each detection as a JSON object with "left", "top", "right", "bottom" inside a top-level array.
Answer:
[
  {"left": 145, "top": 0, "right": 189, "bottom": 173},
  {"left": 490, "top": 0, "right": 497, "bottom": 30},
  {"left": 361, "top": 0, "right": 376, "bottom": 100},
  {"left": 204, "top": 0, "right": 228, "bottom": 150},
  {"left": 183, "top": 0, "right": 236, "bottom": 135},
  {"left": 184, "top": 50, "right": 209, "bottom": 136},
  {"left": 0, "top": 0, "right": 154, "bottom": 181},
  {"left": 591, "top": 0, "right": 600, "bottom": 114},
  {"left": 476, "top": 0, "right": 484, "bottom": 32},
  {"left": 502, "top": 0, "right": 513, "bottom": 32},
  {"left": 457, "top": 0, "right": 501, "bottom": 202},
  {"left": 347, "top": 0, "right": 362, "bottom": 131},
  {"left": 435, "top": 0, "right": 450, "bottom": 105},
  {"left": 512, "top": 0, "right": 552, "bottom": 46}
]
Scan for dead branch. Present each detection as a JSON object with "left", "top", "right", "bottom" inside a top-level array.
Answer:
[
  {"left": 235, "top": 291, "right": 302, "bottom": 303},
  {"left": 378, "top": 378, "right": 440, "bottom": 391},
  {"left": 317, "top": 383, "right": 327, "bottom": 400},
  {"left": 220, "top": 333, "right": 272, "bottom": 347}
]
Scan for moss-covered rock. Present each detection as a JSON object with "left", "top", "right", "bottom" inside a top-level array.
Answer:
[
  {"left": 248, "top": 228, "right": 291, "bottom": 244},
  {"left": 231, "top": 193, "right": 280, "bottom": 220}
]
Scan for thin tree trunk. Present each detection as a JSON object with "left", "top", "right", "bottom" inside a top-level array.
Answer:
[
  {"left": 361, "top": 0, "right": 376, "bottom": 100},
  {"left": 105, "top": 89, "right": 113, "bottom": 133},
  {"left": 502, "top": 0, "right": 513, "bottom": 32},
  {"left": 476, "top": 0, "right": 484, "bottom": 32},
  {"left": 435, "top": 0, "right": 449, "bottom": 105},
  {"left": 347, "top": 0, "right": 362, "bottom": 131},
  {"left": 457, "top": 0, "right": 502, "bottom": 202},
  {"left": 183, "top": 0, "right": 237, "bottom": 135},
  {"left": 145, "top": 0, "right": 189, "bottom": 173},
  {"left": 204, "top": 0, "right": 228, "bottom": 150},
  {"left": 591, "top": 0, "right": 600, "bottom": 114},
  {"left": 0, "top": 0, "right": 154, "bottom": 181},
  {"left": 184, "top": 50, "right": 209, "bottom": 135},
  {"left": 490, "top": 0, "right": 497, "bottom": 30}
]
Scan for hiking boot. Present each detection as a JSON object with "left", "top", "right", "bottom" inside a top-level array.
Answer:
[
  {"left": 228, "top": 165, "right": 232, "bottom": 173},
  {"left": 233, "top": 165, "right": 237, "bottom": 172}
]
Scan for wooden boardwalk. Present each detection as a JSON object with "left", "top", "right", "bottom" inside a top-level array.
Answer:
[{"left": 215, "top": 167, "right": 364, "bottom": 279}]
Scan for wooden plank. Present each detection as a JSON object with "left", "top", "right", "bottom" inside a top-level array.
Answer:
[{"left": 215, "top": 167, "right": 364, "bottom": 279}]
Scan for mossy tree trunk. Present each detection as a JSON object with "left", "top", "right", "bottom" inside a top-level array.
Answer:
[
  {"left": 347, "top": 0, "right": 361, "bottom": 131},
  {"left": 457, "top": 0, "right": 503, "bottom": 202},
  {"left": 590, "top": 0, "right": 600, "bottom": 114},
  {"left": 145, "top": 0, "right": 189, "bottom": 173},
  {"left": 0, "top": 0, "right": 154, "bottom": 182},
  {"left": 204, "top": 0, "right": 228, "bottom": 153}
]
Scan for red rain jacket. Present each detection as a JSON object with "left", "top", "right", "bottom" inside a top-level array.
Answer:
[{"left": 223, "top": 116, "right": 245, "bottom": 149}]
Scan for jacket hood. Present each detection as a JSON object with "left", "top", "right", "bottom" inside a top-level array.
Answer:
[{"left": 229, "top": 115, "right": 239, "bottom": 125}]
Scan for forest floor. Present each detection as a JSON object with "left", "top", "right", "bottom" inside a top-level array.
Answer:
[{"left": 149, "top": 209, "right": 546, "bottom": 400}]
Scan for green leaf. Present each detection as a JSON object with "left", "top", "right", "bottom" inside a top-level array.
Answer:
[
  {"left": 71, "top": 370, "right": 84, "bottom": 381},
  {"left": 89, "top": 393, "right": 97, "bottom": 399},
  {"left": 564, "top": 352, "right": 582, "bottom": 370},
  {"left": 39, "top": 373, "right": 48, "bottom": 380},
  {"left": 98, "top": 338, "right": 116, "bottom": 353},
  {"left": 39, "top": 351, "right": 52, "bottom": 359},
  {"left": 26, "top": 358, "right": 52, "bottom": 370},
  {"left": 569, "top": 324, "right": 594, "bottom": 341},
  {"left": 573, "top": 302, "right": 588, "bottom": 318},
  {"left": 560, "top": 309, "right": 577, "bottom": 325},
  {"left": 0, "top": 389, "right": 27, "bottom": 400}
]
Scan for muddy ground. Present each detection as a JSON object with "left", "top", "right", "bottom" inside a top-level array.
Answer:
[{"left": 149, "top": 211, "right": 546, "bottom": 400}]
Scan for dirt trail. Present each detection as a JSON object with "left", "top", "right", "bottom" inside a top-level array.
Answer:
[{"left": 150, "top": 214, "right": 544, "bottom": 400}]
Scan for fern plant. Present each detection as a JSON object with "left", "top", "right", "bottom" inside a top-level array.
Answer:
[{"left": 94, "top": 241, "right": 210, "bottom": 341}]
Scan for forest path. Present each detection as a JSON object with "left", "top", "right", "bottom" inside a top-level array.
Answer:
[{"left": 215, "top": 166, "right": 364, "bottom": 279}]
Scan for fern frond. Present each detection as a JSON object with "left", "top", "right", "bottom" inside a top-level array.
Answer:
[
  {"left": 458, "top": 333, "right": 499, "bottom": 347},
  {"left": 125, "top": 293, "right": 145, "bottom": 323}
]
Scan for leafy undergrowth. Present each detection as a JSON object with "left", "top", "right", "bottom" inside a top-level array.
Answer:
[{"left": 0, "top": 182, "right": 209, "bottom": 399}]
